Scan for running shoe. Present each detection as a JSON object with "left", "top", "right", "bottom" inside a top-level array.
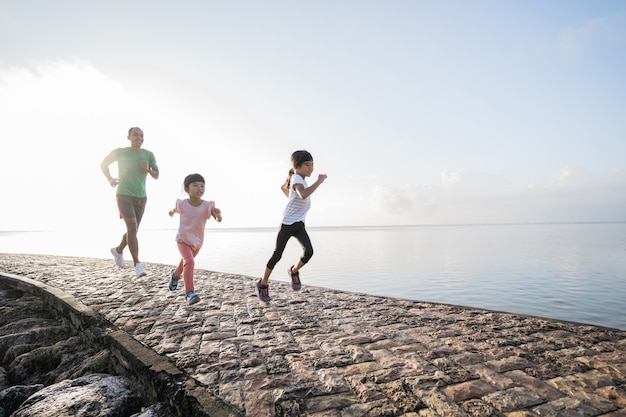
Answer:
[
  {"left": 256, "top": 280, "right": 271, "bottom": 302},
  {"left": 186, "top": 291, "right": 200, "bottom": 305},
  {"left": 288, "top": 266, "right": 301, "bottom": 291},
  {"left": 110, "top": 247, "right": 125, "bottom": 268},
  {"left": 168, "top": 268, "right": 180, "bottom": 291},
  {"left": 134, "top": 263, "right": 147, "bottom": 278}
]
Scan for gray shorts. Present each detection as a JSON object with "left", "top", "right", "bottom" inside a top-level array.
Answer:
[{"left": 116, "top": 195, "right": 147, "bottom": 223}]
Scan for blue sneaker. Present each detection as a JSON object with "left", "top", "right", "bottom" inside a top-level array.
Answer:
[
  {"left": 186, "top": 291, "right": 200, "bottom": 305},
  {"left": 168, "top": 268, "right": 180, "bottom": 291}
]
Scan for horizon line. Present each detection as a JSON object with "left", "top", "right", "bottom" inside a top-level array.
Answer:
[{"left": 3, "top": 220, "right": 625, "bottom": 233}]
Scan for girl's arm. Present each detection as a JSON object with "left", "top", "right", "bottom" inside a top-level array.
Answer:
[
  {"left": 294, "top": 174, "right": 327, "bottom": 200},
  {"left": 169, "top": 199, "right": 180, "bottom": 217},
  {"left": 211, "top": 206, "right": 223, "bottom": 222},
  {"left": 169, "top": 197, "right": 184, "bottom": 217}
]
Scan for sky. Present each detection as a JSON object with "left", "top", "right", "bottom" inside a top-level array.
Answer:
[{"left": 1, "top": 0, "right": 625, "bottom": 231}]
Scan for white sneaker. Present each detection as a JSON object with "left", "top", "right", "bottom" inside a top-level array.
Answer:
[
  {"left": 110, "top": 247, "right": 125, "bottom": 268},
  {"left": 134, "top": 263, "right": 147, "bottom": 278}
]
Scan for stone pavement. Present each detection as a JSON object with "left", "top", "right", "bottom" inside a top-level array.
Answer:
[{"left": 1, "top": 253, "right": 625, "bottom": 417}]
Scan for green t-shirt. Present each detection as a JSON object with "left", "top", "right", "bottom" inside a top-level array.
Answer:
[{"left": 106, "top": 147, "right": 158, "bottom": 198}]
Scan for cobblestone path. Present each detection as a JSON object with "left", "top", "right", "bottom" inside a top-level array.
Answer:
[{"left": 1, "top": 253, "right": 625, "bottom": 416}]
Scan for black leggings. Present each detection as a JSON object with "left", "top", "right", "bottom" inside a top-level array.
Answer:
[{"left": 266, "top": 221, "right": 313, "bottom": 270}]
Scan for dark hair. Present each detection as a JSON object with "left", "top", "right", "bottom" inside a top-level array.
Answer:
[
  {"left": 183, "top": 173, "right": 205, "bottom": 191},
  {"left": 291, "top": 150, "right": 313, "bottom": 167},
  {"left": 128, "top": 127, "right": 141, "bottom": 135},
  {"left": 285, "top": 151, "right": 312, "bottom": 189},
  {"left": 284, "top": 168, "right": 295, "bottom": 190}
]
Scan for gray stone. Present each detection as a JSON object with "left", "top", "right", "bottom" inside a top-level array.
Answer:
[
  {"left": 0, "top": 366, "right": 7, "bottom": 391},
  {"left": 129, "top": 403, "right": 172, "bottom": 417},
  {"left": 12, "top": 373, "right": 141, "bottom": 417},
  {"left": 0, "top": 384, "right": 43, "bottom": 417},
  {"left": 0, "top": 281, "right": 176, "bottom": 417},
  {"left": 7, "top": 336, "right": 100, "bottom": 386}
]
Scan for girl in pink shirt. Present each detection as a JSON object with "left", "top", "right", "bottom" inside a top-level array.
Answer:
[{"left": 168, "top": 173, "right": 222, "bottom": 305}]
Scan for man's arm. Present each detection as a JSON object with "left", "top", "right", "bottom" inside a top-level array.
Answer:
[
  {"left": 100, "top": 153, "right": 119, "bottom": 187},
  {"left": 140, "top": 160, "right": 159, "bottom": 179}
]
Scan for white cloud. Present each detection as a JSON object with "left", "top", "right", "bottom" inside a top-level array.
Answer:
[
  {"left": 441, "top": 168, "right": 462, "bottom": 186},
  {"left": 0, "top": 58, "right": 138, "bottom": 158},
  {"left": 2, "top": 3, "right": 625, "bottom": 231},
  {"left": 2, "top": 59, "right": 125, "bottom": 111},
  {"left": 0, "top": 59, "right": 162, "bottom": 231},
  {"left": 549, "top": 165, "right": 590, "bottom": 186},
  {"left": 0, "top": 57, "right": 320, "bottom": 231},
  {"left": 559, "top": 11, "right": 626, "bottom": 58},
  {"left": 372, "top": 183, "right": 434, "bottom": 216},
  {"left": 370, "top": 166, "right": 626, "bottom": 225}
]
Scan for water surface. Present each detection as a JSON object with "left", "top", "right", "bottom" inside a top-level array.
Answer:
[{"left": 1, "top": 222, "right": 624, "bottom": 330}]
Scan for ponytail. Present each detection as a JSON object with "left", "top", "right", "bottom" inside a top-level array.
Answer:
[{"left": 285, "top": 169, "right": 294, "bottom": 189}]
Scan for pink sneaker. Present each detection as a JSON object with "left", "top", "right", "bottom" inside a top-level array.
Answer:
[
  {"left": 288, "top": 266, "right": 301, "bottom": 291},
  {"left": 256, "top": 280, "right": 270, "bottom": 302}
]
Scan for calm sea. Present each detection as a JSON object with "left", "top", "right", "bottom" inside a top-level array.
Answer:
[{"left": 1, "top": 222, "right": 625, "bottom": 330}]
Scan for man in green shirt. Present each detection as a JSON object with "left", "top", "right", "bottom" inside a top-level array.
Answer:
[{"left": 101, "top": 127, "right": 159, "bottom": 278}]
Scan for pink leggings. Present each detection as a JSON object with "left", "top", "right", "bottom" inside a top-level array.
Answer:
[{"left": 174, "top": 242, "right": 200, "bottom": 292}]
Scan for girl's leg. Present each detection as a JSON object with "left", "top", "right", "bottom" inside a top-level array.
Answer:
[
  {"left": 261, "top": 224, "right": 294, "bottom": 286},
  {"left": 177, "top": 242, "right": 199, "bottom": 292},
  {"left": 174, "top": 257, "right": 184, "bottom": 278},
  {"left": 261, "top": 267, "right": 272, "bottom": 283},
  {"left": 292, "top": 223, "right": 313, "bottom": 273}
]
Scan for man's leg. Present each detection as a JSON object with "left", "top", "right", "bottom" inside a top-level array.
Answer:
[
  {"left": 115, "top": 233, "right": 128, "bottom": 254},
  {"left": 123, "top": 217, "right": 140, "bottom": 265}
]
